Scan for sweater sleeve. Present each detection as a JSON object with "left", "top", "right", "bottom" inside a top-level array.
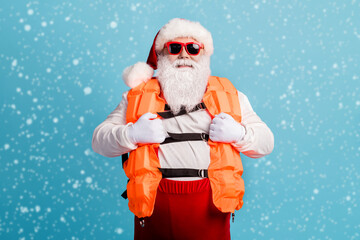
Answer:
[
  {"left": 91, "top": 91, "right": 138, "bottom": 158},
  {"left": 231, "top": 91, "right": 274, "bottom": 158}
]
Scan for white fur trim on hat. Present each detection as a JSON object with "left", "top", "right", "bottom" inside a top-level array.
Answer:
[
  {"left": 155, "top": 18, "right": 214, "bottom": 56},
  {"left": 122, "top": 62, "right": 154, "bottom": 88}
]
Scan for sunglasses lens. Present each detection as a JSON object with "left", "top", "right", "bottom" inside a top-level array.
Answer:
[
  {"left": 187, "top": 44, "right": 200, "bottom": 55},
  {"left": 169, "top": 43, "right": 182, "bottom": 54}
]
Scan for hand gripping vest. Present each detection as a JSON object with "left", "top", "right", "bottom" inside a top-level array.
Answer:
[{"left": 123, "top": 76, "right": 245, "bottom": 218}]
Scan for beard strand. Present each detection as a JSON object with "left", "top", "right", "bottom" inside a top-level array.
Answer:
[{"left": 156, "top": 55, "right": 211, "bottom": 114}]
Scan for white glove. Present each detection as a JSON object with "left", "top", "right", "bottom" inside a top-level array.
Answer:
[
  {"left": 209, "top": 112, "right": 245, "bottom": 143},
  {"left": 126, "top": 112, "right": 166, "bottom": 144}
]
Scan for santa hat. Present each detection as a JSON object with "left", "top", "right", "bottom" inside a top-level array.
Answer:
[{"left": 122, "top": 18, "right": 213, "bottom": 88}]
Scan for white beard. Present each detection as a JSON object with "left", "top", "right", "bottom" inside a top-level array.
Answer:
[{"left": 156, "top": 55, "right": 211, "bottom": 114}]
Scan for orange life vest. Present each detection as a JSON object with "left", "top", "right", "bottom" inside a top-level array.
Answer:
[{"left": 123, "top": 76, "right": 245, "bottom": 218}]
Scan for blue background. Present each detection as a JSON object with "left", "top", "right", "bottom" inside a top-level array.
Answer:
[{"left": 1, "top": 1, "right": 359, "bottom": 239}]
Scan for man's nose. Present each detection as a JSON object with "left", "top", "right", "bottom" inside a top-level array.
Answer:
[{"left": 178, "top": 46, "right": 190, "bottom": 59}]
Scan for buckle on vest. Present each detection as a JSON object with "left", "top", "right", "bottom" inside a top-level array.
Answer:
[
  {"left": 198, "top": 169, "right": 206, "bottom": 178},
  {"left": 198, "top": 102, "right": 206, "bottom": 110},
  {"left": 201, "top": 133, "right": 207, "bottom": 141}
]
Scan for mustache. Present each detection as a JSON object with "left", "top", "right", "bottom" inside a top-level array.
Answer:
[{"left": 171, "top": 59, "right": 199, "bottom": 69}]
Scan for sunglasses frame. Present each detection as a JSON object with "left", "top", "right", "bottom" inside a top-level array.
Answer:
[{"left": 165, "top": 41, "right": 204, "bottom": 56}]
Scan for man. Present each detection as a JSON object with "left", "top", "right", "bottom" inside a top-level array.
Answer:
[{"left": 92, "top": 18, "right": 274, "bottom": 240}]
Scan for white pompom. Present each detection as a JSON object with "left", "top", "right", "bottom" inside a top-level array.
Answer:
[{"left": 122, "top": 62, "right": 154, "bottom": 88}]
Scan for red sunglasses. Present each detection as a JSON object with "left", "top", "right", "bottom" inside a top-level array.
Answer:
[{"left": 165, "top": 41, "right": 204, "bottom": 56}]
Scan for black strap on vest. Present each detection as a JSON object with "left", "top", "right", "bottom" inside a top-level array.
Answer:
[
  {"left": 162, "top": 132, "right": 209, "bottom": 145},
  {"left": 121, "top": 178, "right": 130, "bottom": 199},
  {"left": 159, "top": 168, "right": 208, "bottom": 178},
  {"left": 121, "top": 154, "right": 129, "bottom": 199},
  {"left": 121, "top": 153, "right": 128, "bottom": 168},
  {"left": 158, "top": 102, "right": 206, "bottom": 119},
  {"left": 121, "top": 190, "right": 128, "bottom": 199}
]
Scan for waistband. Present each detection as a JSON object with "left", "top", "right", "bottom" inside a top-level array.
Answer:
[{"left": 158, "top": 178, "right": 210, "bottom": 194}]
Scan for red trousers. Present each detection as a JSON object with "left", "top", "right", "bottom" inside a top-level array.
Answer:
[{"left": 134, "top": 178, "right": 231, "bottom": 240}]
